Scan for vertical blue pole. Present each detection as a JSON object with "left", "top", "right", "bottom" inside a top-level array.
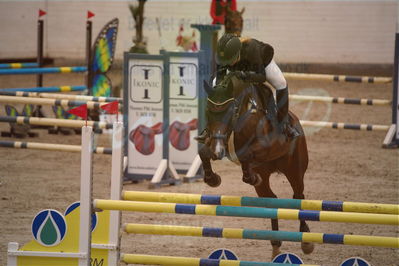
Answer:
[
  {"left": 190, "top": 24, "right": 221, "bottom": 83},
  {"left": 197, "top": 50, "right": 206, "bottom": 133},
  {"left": 163, "top": 54, "right": 170, "bottom": 160}
]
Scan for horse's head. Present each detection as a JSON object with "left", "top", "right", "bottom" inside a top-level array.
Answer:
[
  {"left": 204, "top": 73, "right": 247, "bottom": 160},
  {"left": 224, "top": 7, "right": 245, "bottom": 36}
]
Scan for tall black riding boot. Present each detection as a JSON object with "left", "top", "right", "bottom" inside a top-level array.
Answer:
[{"left": 276, "top": 86, "right": 300, "bottom": 139}]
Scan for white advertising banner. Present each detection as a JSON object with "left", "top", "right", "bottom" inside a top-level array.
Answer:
[
  {"left": 127, "top": 57, "right": 165, "bottom": 177},
  {"left": 168, "top": 55, "right": 199, "bottom": 172}
]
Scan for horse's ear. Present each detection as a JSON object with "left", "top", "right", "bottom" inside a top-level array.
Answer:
[
  {"left": 240, "top": 7, "right": 245, "bottom": 15},
  {"left": 203, "top": 80, "right": 214, "bottom": 96}
]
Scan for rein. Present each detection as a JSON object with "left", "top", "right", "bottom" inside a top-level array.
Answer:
[{"left": 207, "top": 84, "right": 264, "bottom": 145}]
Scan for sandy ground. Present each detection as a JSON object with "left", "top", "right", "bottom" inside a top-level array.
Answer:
[{"left": 0, "top": 72, "right": 398, "bottom": 266}]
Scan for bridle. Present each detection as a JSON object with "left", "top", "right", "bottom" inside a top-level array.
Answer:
[{"left": 207, "top": 92, "right": 236, "bottom": 142}]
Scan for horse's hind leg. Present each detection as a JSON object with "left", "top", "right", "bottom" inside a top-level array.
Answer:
[{"left": 254, "top": 172, "right": 281, "bottom": 260}]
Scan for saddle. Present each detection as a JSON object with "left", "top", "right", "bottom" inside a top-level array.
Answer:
[
  {"left": 226, "top": 83, "right": 281, "bottom": 161},
  {"left": 129, "top": 122, "right": 163, "bottom": 155},
  {"left": 169, "top": 119, "right": 198, "bottom": 151}
]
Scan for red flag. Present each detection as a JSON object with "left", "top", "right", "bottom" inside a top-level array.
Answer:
[
  {"left": 87, "top": 11, "right": 95, "bottom": 19},
  {"left": 100, "top": 101, "right": 119, "bottom": 114},
  {"left": 39, "top": 9, "right": 47, "bottom": 18},
  {"left": 68, "top": 104, "right": 88, "bottom": 120}
]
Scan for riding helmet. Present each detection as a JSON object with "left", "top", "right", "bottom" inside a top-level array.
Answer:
[{"left": 215, "top": 33, "right": 242, "bottom": 66}]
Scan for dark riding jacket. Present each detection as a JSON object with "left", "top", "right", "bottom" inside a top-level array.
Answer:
[{"left": 216, "top": 38, "right": 274, "bottom": 84}]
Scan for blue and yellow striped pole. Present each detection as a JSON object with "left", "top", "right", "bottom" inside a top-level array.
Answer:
[
  {"left": 122, "top": 191, "right": 399, "bottom": 215},
  {"left": 1, "top": 85, "right": 86, "bottom": 93},
  {"left": 94, "top": 200, "right": 399, "bottom": 226},
  {"left": 121, "top": 254, "right": 319, "bottom": 266},
  {"left": 124, "top": 223, "right": 399, "bottom": 248},
  {"left": 0, "top": 63, "right": 39, "bottom": 69},
  {"left": 0, "top": 66, "right": 87, "bottom": 75}
]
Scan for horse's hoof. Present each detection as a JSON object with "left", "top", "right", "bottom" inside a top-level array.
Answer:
[
  {"left": 242, "top": 174, "right": 262, "bottom": 186},
  {"left": 204, "top": 173, "right": 221, "bottom": 187},
  {"left": 301, "top": 242, "right": 315, "bottom": 254},
  {"left": 271, "top": 246, "right": 281, "bottom": 261}
]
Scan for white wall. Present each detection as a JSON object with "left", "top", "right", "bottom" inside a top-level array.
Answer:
[{"left": 0, "top": 0, "right": 397, "bottom": 64}]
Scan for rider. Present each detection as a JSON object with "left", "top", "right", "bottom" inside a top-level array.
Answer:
[{"left": 196, "top": 33, "right": 299, "bottom": 142}]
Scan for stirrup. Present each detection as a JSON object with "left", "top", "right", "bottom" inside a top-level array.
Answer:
[{"left": 286, "top": 124, "right": 300, "bottom": 139}]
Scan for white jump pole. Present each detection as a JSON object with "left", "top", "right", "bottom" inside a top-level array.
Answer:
[{"left": 108, "top": 122, "right": 124, "bottom": 265}]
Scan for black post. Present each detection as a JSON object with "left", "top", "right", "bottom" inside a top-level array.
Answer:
[
  {"left": 391, "top": 31, "right": 399, "bottom": 146},
  {"left": 36, "top": 19, "right": 44, "bottom": 87},
  {"left": 86, "top": 20, "right": 92, "bottom": 96}
]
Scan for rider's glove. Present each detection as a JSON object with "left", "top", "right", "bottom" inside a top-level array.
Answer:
[{"left": 235, "top": 71, "right": 249, "bottom": 81}]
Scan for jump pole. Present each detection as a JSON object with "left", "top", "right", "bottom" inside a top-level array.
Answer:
[
  {"left": 0, "top": 95, "right": 121, "bottom": 110},
  {"left": 283, "top": 72, "right": 392, "bottom": 84},
  {"left": 0, "top": 116, "right": 113, "bottom": 129},
  {"left": 93, "top": 200, "right": 399, "bottom": 226},
  {"left": 0, "top": 91, "right": 122, "bottom": 103},
  {"left": 0, "top": 91, "right": 391, "bottom": 107},
  {"left": 122, "top": 191, "right": 399, "bottom": 215},
  {"left": 300, "top": 120, "right": 390, "bottom": 131},
  {"left": 290, "top": 95, "right": 391, "bottom": 106},
  {"left": 0, "top": 140, "right": 111, "bottom": 154},
  {"left": 0, "top": 86, "right": 86, "bottom": 93},
  {"left": 0, "top": 66, "right": 87, "bottom": 75},
  {"left": 0, "top": 63, "right": 39, "bottom": 69},
  {"left": 124, "top": 223, "right": 399, "bottom": 248},
  {"left": 122, "top": 254, "right": 317, "bottom": 266}
]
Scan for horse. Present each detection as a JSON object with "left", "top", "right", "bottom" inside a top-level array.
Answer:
[
  {"left": 224, "top": 6, "right": 245, "bottom": 36},
  {"left": 198, "top": 72, "right": 314, "bottom": 258}
]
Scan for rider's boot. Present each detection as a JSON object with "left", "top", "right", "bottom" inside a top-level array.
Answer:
[
  {"left": 276, "top": 86, "right": 300, "bottom": 139},
  {"left": 194, "top": 128, "right": 209, "bottom": 144}
]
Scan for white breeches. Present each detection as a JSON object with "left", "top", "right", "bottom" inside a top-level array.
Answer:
[{"left": 265, "top": 60, "right": 287, "bottom": 90}]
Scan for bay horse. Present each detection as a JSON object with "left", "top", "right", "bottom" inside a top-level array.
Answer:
[
  {"left": 224, "top": 6, "right": 245, "bottom": 36},
  {"left": 198, "top": 72, "right": 314, "bottom": 258}
]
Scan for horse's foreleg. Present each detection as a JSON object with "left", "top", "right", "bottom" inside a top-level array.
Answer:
[
  {"left": 199, "top": 145, "right": 221, "bottom": 187},
  {"left": 254, "top": 173, "right": 281, "bottom": 260},
  {"left": 293, "top": 193, "right": 315, "bottom": 254}
]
